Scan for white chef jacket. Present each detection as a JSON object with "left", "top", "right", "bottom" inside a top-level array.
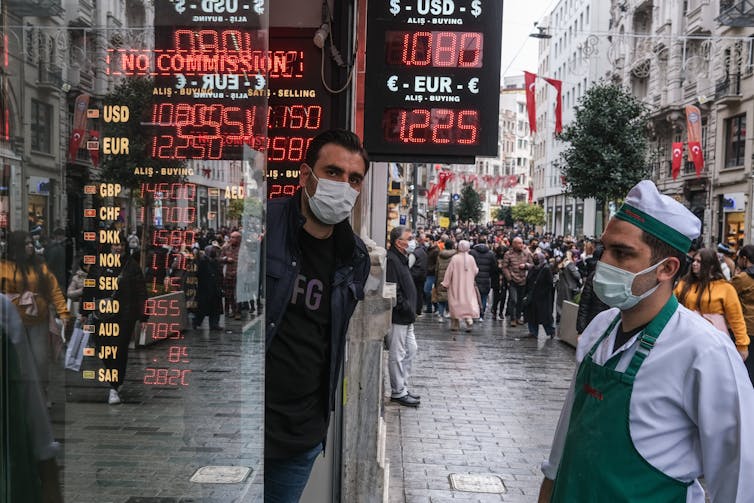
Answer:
[{"left": 542, "top": 302, "right": 754, "bottom": 503}]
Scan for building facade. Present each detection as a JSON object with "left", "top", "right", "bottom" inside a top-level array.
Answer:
[
  {"left": 533, "top": 0, "right": 612, "bottom": 238},
  {"left": 607, "top": 0, "right": 754, "bottom": 249}
]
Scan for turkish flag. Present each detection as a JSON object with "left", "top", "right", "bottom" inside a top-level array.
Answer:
[
  {"left": 68, "top": 93, "right": 89, "bottom": 160},
  {"left": 524, "top": 71, "right": 537, "bottom": 133},
  {"left": 689, "top": 141, "right": 704, "bottom": 177},
  {"left": 543, "top": 77, "right": 563, "bottom": 134},
  {"left": 671, "top": 142, "right": 683, "bottom": 180}
]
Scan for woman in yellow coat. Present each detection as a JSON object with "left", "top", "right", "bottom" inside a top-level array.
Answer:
[
  {"left": 675, "top": 247, "right": 749, "bottom": 361},
  {"left": 1, "top": 230, "right": 70, "bottom": 399}
]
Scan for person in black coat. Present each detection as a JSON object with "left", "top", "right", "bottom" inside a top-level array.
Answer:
[
  {"left": 523, "top": 251, "right": 555, "bottom": 337},
  {"left": 576, "top": 246, "right": 609, "bottom": 334},
  {"left": 470, "top": 238, "right": 497, "bottom": 320},
  {"left": 194, "top": 246, "right": 224, "bottom": 330},
  {"left": 410, "top": 234, "right": 428, "bottom": 316}
]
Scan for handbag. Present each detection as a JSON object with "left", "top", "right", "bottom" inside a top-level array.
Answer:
[{"left": 8, "top": 291, "right": 39, "bottom": 317}]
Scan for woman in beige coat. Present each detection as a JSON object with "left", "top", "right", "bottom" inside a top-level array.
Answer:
[{"left": 441, "top": 240, "right": 480, "bottom": 332}]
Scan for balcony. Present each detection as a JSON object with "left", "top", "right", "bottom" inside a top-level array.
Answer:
[
  {"left": 66, "top": 0, "right": 93, "bottom": 27},
  {"left": 715, "top": 73, "right": 742, "bottom": 106},
  {"left": 718, "top": 0, "right": 754, "bottom": 26},
  {"left": 7, "top": 0, "right": 63, "bottom": 17},
  {"left": 37, "top": 64, "right": 63, "bottom": 91}
]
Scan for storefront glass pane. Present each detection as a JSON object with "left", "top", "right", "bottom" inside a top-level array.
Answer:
[{"left": 1, "top": 2, "right": 268, "bottom": 500}]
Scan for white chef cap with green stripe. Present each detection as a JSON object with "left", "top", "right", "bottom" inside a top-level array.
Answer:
[{"left": 614, "top": 180, "right": 701, "bottom": 254}]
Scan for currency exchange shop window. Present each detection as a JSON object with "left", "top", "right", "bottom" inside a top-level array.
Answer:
[{"left": 1, "top": 1, "right": 269, "bottom": 501}]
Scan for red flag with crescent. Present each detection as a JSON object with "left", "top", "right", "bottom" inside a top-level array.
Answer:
[
  {"left": 68, "top": 93, "right": 89, "bottom": 160},
  {"left": 689, "top": 141, "right": 704, "bottom": 177},
  {"left": 543, "top": 77, "right": 563, "bottom": 134},
  {"left": 524, "top": 71, "right": 537, "bottom": 133},
  {"left": 437, "top": 171, "right": 452, "bottom": 194},
  {"left": 671, "top": 142, "right": 683, "bottom": 180}
]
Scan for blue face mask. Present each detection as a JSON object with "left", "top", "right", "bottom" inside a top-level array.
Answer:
[{"left": 593, "top": 259, "right": 666, "bottom": 311}]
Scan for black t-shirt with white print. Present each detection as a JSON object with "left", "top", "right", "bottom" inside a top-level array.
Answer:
[{"left": 265, "top": 229, "right": 336, "bottom": 459}]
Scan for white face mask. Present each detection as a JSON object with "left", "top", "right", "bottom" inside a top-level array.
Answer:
[
  {"left": 305, "top": 170, "right": 360, "bottom": 225},
  {"left": 593, "top": 259, "right": 666, "bottom": 311},
  {"left": 407, "top": 240, "right": 417, "bottom": 254}
]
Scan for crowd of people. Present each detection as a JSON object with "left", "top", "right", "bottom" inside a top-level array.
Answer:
[{"left": 398, "top": 216, "right": 754, "bottom": 385}]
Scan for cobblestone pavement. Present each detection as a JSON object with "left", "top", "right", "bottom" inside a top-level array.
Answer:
[
  {"left": 48, "top": 315, "right": 264, "bottom": 503},
  {"left": 385, "top": 314, "right": 577, "bottom": 503}
]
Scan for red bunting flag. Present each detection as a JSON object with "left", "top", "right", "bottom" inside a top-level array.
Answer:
[
  {"left": 671, "top": 142, "right": 683, "bottom": 180},
  {"left": 68, "top": 93, "right": 89, "bottom": 160},
  {"left": 688, "top": 141, "right": 704, "bottom": 177},
  {"left": 524, "top": 71, "right": 537, "bottom": 133},
  {"left": 543, "top": 77, "right": 563, "bottom": 134},
  {"left": 88, "top": 130, "right": 100, "bottom": 167}
]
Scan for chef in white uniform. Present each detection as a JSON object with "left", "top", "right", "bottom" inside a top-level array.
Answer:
[{"left": 538, "top": 180, "right": 754, "bottom": 503}]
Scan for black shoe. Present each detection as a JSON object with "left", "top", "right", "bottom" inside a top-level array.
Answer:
[
  {"left": 407, "top": 391, "right": 421, "bottom": 400},
  {"left": 391, "top": 395, "right": 420, "bottom": 407},
  {"left": 210, "top": 326, "right": 223, "bottom": 331}
]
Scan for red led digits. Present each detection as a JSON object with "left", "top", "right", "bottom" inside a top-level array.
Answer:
[
  {"left": 386, "top": 31, "right": 483, "bottom": 68},
  {"left": 143, "top": 299, "right": 182, "bottom": 317},
  {"left": 152, "top": 230, "right": 196, "bottom": 247},
  {"left": 143, "top": 368, "right": 191, "bottom": 386},
  {"left": 268, "top": 184, "right": 300, "bottom": 199},
  {"left": 384, "top": 108, "right": 480, "bottom": 146}
]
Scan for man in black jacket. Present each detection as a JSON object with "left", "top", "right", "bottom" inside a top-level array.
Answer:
[
  {"left": 410, "top": 233, "right": 428, "bottom": 316},
  {"left": 470, "top": 237, "right": 497, "bottom": 321},
  {"left": 386, "top": 226, "right": 420, "bottom": 407},
  {"left": 264, "top": 129, "right": 370, "bottom": 501}
]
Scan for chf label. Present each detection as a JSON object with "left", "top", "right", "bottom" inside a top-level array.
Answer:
[{"left": 99, "top": 207, "right": 121, "bottom": 221}]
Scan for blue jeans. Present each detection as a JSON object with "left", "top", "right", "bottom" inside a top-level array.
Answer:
[
  {"left": 265, "top": 443, "right": 323, "bottom": 502},
  {"left": 424, "top": 275, "right": 436, "bottom": 312},
  {"left": 479, "top": 291, "right": 489, "bottom": 317}
]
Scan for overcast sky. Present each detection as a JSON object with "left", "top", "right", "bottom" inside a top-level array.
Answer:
[{"left": 501, "top": 0, "right": 558, "bottom": 78}]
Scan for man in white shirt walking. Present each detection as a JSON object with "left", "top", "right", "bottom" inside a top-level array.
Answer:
[{"left": 538, "top": 180, "right": 754, "bottom": 503}]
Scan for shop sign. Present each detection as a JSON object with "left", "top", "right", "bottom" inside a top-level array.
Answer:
[
  {"left": 722, "top": 192, "right": 745, "bottom": 213},
  {"left": 28, "top": 176, "right": 50, "bottom": 195}
]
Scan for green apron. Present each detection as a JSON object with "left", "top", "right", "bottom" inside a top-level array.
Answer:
[{"left": 551, "top": 296, "right": 692, "bottom": 502}]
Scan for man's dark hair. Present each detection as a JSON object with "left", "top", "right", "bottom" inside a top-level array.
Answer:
[
  {"left": 641, "top": 231, "right": 689, "bottom": 282},
  {"left": 739, "top": 244, "right": 754, "bottom": 264},
  {"left": 305, "top": 129, "right": 369, "bottom": 173},
  {"left": 390, "top": 226, "right": 408, "bottom": 247}
]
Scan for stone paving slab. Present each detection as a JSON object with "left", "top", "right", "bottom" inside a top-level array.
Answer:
[{"left": 385, "top": 315, "right": 577, "bottom": 502}]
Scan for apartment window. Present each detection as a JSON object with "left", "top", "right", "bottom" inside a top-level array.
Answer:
[
  {"left": 725, "top": 114, "right": 746, "bottom": 168},
  {"left": 31, "top": 99, "right": 52, "bottom": 153}
]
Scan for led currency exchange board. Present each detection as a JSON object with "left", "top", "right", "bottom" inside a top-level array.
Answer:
[{"left": 364, "top": 0, "right": 502, "bottom": 162}]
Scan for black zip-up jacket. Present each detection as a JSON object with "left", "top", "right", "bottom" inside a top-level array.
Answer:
[
  {"left": 386, "top": 245, "right": 417, "bottom": 325},
  {"left": 470, "top": 243, "right": 496, "bottom": 293},
  {"left": 265, "top": 193, "right": 370, "bottom": 426}
]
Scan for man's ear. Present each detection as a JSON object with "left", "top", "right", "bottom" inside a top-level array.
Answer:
[
  {"left": 659, "top": 256, "right": 681, "bottom": 281},
  {"left": 299, "top": 163, "right": 311, "bottom": 188}
]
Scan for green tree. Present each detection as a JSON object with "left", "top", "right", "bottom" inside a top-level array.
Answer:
[
  {"left": 493, "top": 205, "right": 512, "bottom": 227},
  {"left": 100, "top": 76, "right": 182, "bottom": 189},
  {"left": 456, "top": 183, "right": 483, "bottom": 223},
  {"left": 558, "top": 81, "right": 649, "bottom": 204},
  {"left": 511, "top": 203, "right": 545, "bottom": 226}
]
